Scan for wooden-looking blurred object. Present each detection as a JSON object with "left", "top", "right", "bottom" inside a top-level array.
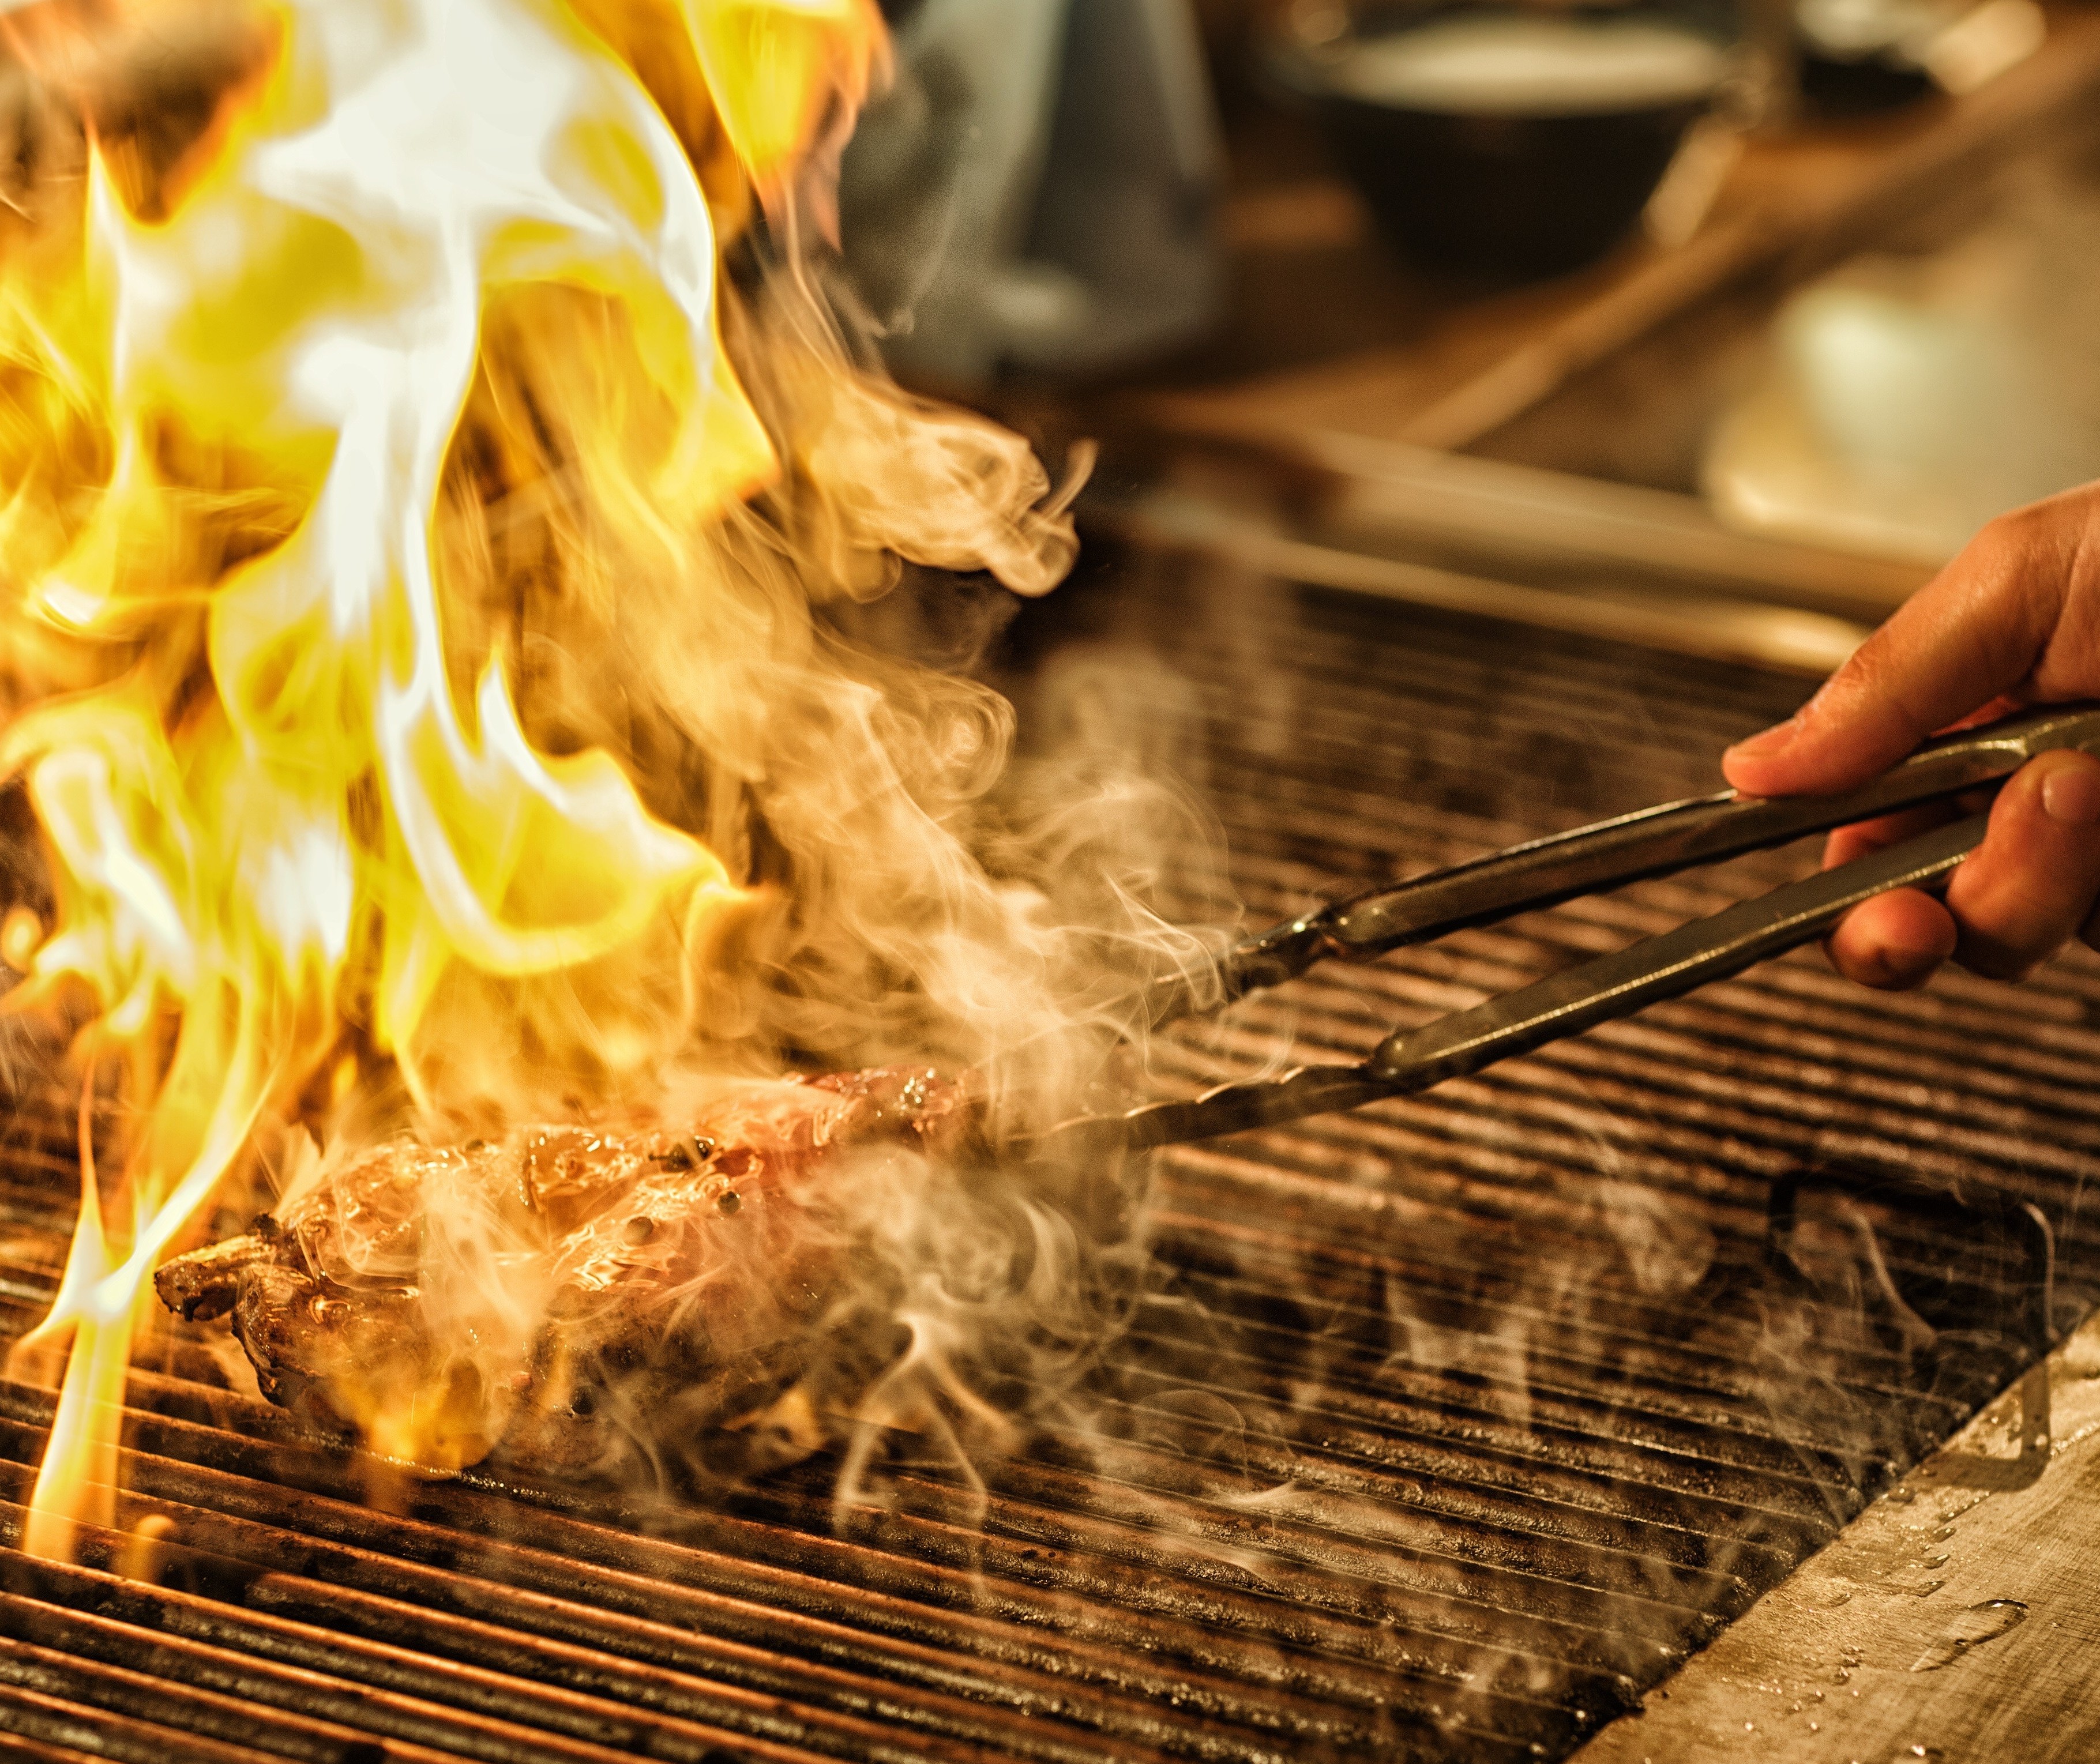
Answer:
[
  {"left": 1395, "top": 10, "right": 2097, "bottom": 458},
  {"left": 1576, "top": 1312, "right": 2100, "bottom": 1762},
  {"left": 1117, "top": 9, "right": 2100, "bottom": 648},
  {"left": 1199, "top": 13, "right": 2100, "bottom": 452}
]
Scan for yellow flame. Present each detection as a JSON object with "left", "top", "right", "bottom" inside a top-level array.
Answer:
[
  {"left": 0, "top": 0, "right": 903, "bottom": 1552},
  {"left": 686, "top": 0, "right": 885, "bottom": 186}
]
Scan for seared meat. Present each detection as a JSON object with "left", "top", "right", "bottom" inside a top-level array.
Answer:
[{"left": 155, "top": 1067, "right": 968, "bottom": 1470}]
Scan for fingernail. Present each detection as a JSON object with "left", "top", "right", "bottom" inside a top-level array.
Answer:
[
  {"left": 2043, "top": 763, "right": 2100, "bottom": 828},
  {"left": 1726, "top": 718, "right": 1798, "bottom": 759}
]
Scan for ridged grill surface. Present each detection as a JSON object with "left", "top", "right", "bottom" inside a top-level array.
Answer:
[{"left": 0, "top": 570, "right": 2094, "bottom": 1764}]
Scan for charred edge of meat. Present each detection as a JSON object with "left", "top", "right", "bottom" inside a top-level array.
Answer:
[{"left": 154, "top": 1229, "right": 279, "bottom": 1323}]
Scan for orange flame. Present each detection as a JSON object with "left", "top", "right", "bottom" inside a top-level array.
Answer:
[{"left": 0, "top": 0, "right": 937, "bottom": 1554}]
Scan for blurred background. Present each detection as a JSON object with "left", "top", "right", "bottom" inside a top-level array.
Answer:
[{"left": 835, "top": 0, "right": 2100, "bottom": 675}]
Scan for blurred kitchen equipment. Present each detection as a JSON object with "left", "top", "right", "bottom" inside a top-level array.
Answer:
[
  {"left": 1796, "top": 0, "right": 1941, "bottom": 112},
  {"left": 838, "top": 0, "right": 1225, "bottom": 386},
  {"left": 1704, "top": 169, "right": 2100, "bottom": 562},
  {"left": 1797, "top": 0, "right": 2045, "bottom": 112},
  {"left": 1270, "top": 2, "right": 1737, "bottom": 280}
]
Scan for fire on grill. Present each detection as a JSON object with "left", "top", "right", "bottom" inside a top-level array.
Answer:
[
  {"left": 4, "top": 4, "right": 2100, "bottom": 1764},
  {"left": 0, "top": 0, "right": 1143, "bottom": 1552}
]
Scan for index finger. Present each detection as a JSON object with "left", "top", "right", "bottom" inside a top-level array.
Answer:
[{"left": 1722, "top": 499, "right": 2077, "bottom": 799}]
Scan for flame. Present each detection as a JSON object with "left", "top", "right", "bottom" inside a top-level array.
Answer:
[{"left": 0, "top": 0, "right": 1070, "bottom": 1554}]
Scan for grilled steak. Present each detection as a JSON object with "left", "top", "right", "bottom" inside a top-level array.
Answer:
[{"left": 155, "top": 1067, "right": 970, "bottom": 1471}]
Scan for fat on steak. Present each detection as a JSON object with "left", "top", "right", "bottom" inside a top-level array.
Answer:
[{"left": 153, "top": 1067, "right": 969, "bottom": 1470}]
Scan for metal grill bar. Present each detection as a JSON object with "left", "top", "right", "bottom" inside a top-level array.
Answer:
[
  {"left": 0, "top": 577, "right": 2091, "bottom": 1764},
  {"left": 0, "top": 1681, "right": 283, "bottom": 1764}
]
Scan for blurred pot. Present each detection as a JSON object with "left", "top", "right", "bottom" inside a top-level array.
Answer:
[
  {"left": 1273, "top": 3, "right": 1734, "bottom": 281},
  {"left": 1794, "top": 0, "right": 1941, "bottom": 114}
]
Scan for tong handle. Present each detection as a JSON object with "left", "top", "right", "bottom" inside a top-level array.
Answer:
[
  {"left": 1057, "top": 809, "right": 1986, "bottom": 1159},
  {"left": 1161, "top": 700, "right": 2100, "bottom": 1020}
]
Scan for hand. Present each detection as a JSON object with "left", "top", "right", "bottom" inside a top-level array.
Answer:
[{"left": 1722, "top": 480, "right": 2100, "bottom": 991}]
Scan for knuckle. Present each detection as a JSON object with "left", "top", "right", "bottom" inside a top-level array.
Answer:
[
  {"left": 1975, "top": 507, "right": 2035, "bottom": 555},
  {"left": 1975, "top": 502, "right": 2063, "bottom": 570},
  {"left": 1831, "top": 639, "right": 1899, "bottom": 704}
]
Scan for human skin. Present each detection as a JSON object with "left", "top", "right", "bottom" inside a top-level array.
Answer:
[{"left": 1722, "top": 480, "right": 2100, "bottom": 992}]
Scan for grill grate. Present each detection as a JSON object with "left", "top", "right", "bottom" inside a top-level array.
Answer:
[{"left": 0, "top": 567, "right": 2095, "bottom": 1763}]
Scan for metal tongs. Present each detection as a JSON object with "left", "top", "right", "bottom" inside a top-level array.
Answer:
[{"left": 1045, "top": 702, "right": 2100, "bottom": 1160}]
